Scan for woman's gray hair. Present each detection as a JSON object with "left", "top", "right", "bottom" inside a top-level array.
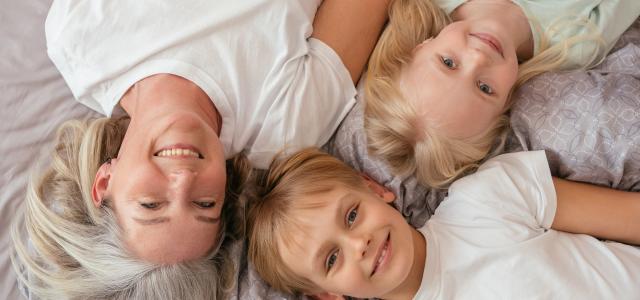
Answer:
[{"left": 11, "top": 117, "right": 248, "bottom": 299}]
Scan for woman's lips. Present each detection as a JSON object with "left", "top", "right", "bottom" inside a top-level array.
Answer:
[
  {"left": 154, "top": 143, "right": 204, "bottom": 159},
  {"left": 471, "top": 32, "right": 503, "bottom": 58}
]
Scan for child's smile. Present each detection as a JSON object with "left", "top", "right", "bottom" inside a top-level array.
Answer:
[{"left": 276, "top": 183, "right": 421, "bottom": 299}]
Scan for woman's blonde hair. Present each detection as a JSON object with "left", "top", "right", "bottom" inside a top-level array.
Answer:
[
  {"left": 364, "top": 0, "right": 605, "bottom": 188},
  {"left": 11, "top": 116, "right": 249, "bottom": 299},
  {"left": 247, "top": 148, "right": 367, "bottom": 296}
]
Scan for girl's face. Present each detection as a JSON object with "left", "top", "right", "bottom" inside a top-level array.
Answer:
[{"left": 399, "top": 19, "right": 519, "bottom": 138}]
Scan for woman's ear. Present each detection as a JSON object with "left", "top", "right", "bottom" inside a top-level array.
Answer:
[
  {"left": 91, "top": 160, "right": 114, "bottom": 208},
  {"left": 360, "top": 173, "right": 396, "bottom": 203},
  {"left": 308, "top": 292, "right": 346, "bottom": 300}
]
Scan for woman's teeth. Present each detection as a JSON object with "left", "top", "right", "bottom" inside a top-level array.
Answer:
[{"left": 156, "top": 148, "right": 201, "bottom": 158}]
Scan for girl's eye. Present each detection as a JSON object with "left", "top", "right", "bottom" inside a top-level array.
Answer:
[
  {"left": 326, "top": 250, "right": 339, "bottom": 271},
  {"left": 441, "top": 56, "right": 456, "bottom": 69},
  {"left": 140, "top": 202, "right": 160, "bottom": 209},
  {"left": 478, "top": 81, "right": 493, "bottom": 95},
  {"left": 194, "top": 201, "right": 216, "bottom": 209},
  {"left": 346, "top": 206, "right": 358, "bottom": 227}
]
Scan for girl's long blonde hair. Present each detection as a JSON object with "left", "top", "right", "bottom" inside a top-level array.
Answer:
[
  {"left": 11, "top": 116, "right": 249, "bottom": 299},
  {"left": 365, "top": 0, "right": 604, "bottom": 188}
]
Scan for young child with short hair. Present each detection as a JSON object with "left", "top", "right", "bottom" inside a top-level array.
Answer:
[
  {"left": 248, "top": 148, "right": 640, "bottom": 299},
  {"left": 364, "top": 0, "right": 640, "bottom": 188}
]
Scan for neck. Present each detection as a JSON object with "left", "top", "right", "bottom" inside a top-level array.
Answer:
[
  {"left": 382, "top": 228, "right": 426, "bottom": 300},
  {"left": 120, "top": 74, "right": 222, "bottom": 135},
  {"left": 451, "top": 0, "right": 534, "bottom": 60}
]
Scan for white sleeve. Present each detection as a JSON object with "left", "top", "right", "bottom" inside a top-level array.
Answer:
[
  {"left": 443, "top": 151, "right": 557, "bottom": 229},
  {"left": 45, "top": 0, "right": 113, "bottom": 116},
  {"left": 562, "top": 0, "right": 640, "bottom": 69},
  {"left": 246, "top": 38, "right": 357, "bottom": 168}
]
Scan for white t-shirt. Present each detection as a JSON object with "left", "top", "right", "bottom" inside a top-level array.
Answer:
[
  {"left": 45, "top": 0, "right": 357, "bottom": 168},
  {"left": 414, "top": 151, "right": 640, "bottom": 300},
  {"left": 435, "top": 0, "right": 640, "bottom": 69}
]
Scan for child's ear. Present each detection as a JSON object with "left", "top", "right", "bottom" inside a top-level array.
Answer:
[
  {"left": 360, "top": 173, "right": 396, "bottom": 203},
  {"left": 307, "top": 292, "right": 346, "bottom": 300}
]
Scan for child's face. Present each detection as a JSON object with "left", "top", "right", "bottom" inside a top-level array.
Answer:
[
  {"left": 277, "top": 181, "right": 417, "bottom": 299},
  {"left": 400, "top": 19, "right": 519, "bottom": 139}
]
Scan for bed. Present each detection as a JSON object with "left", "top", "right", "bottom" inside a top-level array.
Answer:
[
  {"left": 2, "top": 1, "right": 639, "bottom": 299},
  {"left": 1, "top": 1, "right": 99, "bottom": 299}
]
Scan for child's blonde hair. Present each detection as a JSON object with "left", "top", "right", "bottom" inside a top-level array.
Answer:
[
  {"left": 365, "top": 0, "right": 604, "bottom": 188},
  {"left": 247, "top": 148, "right": 369, "bottom": 295},
  {"left": 11, "top": 116, "right": 249, "bottom": 299}
]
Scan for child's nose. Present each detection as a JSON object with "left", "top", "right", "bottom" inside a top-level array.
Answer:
[
  {"left": 466, "top": 48, "right": 490, "bottom": 71},
  {"left": 350, "top": 234, "right": 372, "bottom": 259}
]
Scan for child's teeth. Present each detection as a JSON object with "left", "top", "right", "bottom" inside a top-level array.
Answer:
[{"left": 377, "top": 241, "right": 388, "bottom": 265}]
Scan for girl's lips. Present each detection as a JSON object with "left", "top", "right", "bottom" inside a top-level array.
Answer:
[{"left": 471, "top": 32, "right": 503, "bottom": 58}]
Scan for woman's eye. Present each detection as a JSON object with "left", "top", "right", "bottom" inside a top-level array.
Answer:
[
  {"left": 478, "top": 81, "right": 493, "bottom": 95},
  {"left": 326, "top": 250, "right": 339, "bottom": 271},
  {"left": 194, "top": 201, "right": 216, "bottom": 208},
  {"left": 441, "top": 56, "right": 456, "bottom": 69},
  {"left": 140, "top": 202, "right": 160, "bottom": 209},
  {"left": 346, "top": 207, "right": 358, "bottom": 227}
]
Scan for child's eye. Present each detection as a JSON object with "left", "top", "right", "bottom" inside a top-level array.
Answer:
[
  {"left": 346, "top": 206, "right": 358, "bottom": 227},
  {"left": 441, "top": 56, "right": 456, "bottom": 69},
  {"left": 194, "top": 201, "right": 216, "bottom": 209},
  {"left": 325, "top": 250, "right": 339, "bottom": 271},
  {"left": 140, "top": 202, "right": 160, "bottom": 210},
  {"left": 477, "top": 81, "right": 493, "bottom": 95}
]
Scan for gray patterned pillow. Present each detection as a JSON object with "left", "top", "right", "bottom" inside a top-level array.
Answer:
[{"left": 508, "top": 19, "right": 640, "bottom": 191}]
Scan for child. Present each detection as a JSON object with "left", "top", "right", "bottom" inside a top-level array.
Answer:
[
  {"left": 248, "top": 148, "right": 640, "bottom": 299},
  {"left": 364, "top": 0, "right": 640, "bottom": 188}
]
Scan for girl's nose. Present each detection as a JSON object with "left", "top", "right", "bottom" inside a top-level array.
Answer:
[{"left": 466, "top": 47, "right": 490, "bottom": 71}]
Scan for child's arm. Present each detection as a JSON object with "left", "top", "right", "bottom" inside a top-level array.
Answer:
[
  {"left": 551, "top": 177, "right": 640, "bottom": 245},
  {"left": 311, "top": 0, "right": 390, "bottom": 84}
]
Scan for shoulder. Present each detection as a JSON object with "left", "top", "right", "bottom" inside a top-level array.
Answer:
[
  {"left": 452, "top": 151, "right": 550, "bottom": 192},
  {"left": 438, "top": 151, "right": 553, "bottom": 218}
]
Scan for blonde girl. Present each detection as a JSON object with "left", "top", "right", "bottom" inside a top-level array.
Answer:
[{"left": 365, "top": 0, "right": 640, "bottom": 188}]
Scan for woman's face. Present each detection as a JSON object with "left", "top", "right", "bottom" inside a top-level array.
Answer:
[{"left": 94, "top": 75, "right": 227, "bottom": 264}]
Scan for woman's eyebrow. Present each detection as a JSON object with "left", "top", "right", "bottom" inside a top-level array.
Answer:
[
  {"left": 133, "top": 217, "right": 169, "bottom": 225},
  {"left": 133, "top": 216, "right": 219, "bottom": 225}
]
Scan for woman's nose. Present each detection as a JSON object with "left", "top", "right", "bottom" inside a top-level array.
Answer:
[{"left": 169, "top": 170, "right": 197, "bottom": 199}]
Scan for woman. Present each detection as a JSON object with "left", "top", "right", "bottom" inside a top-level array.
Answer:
[{"left": 12, "top": 0, "right": 390, "bottom": 298}]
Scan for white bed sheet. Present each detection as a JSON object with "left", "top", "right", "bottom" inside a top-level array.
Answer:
[{"left": 0, "top": 1, "right": 100, "bottom": 298}]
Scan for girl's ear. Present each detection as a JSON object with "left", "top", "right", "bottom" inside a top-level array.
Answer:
[
  {"left": 91, "top": 159, "right": 115, "bottom": 207},
  {"left": 308, "top": 292, "right": 346, "bottom": 300},
  {"left": 360, "top": 173, "right": 396, "bottom": 203}
]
